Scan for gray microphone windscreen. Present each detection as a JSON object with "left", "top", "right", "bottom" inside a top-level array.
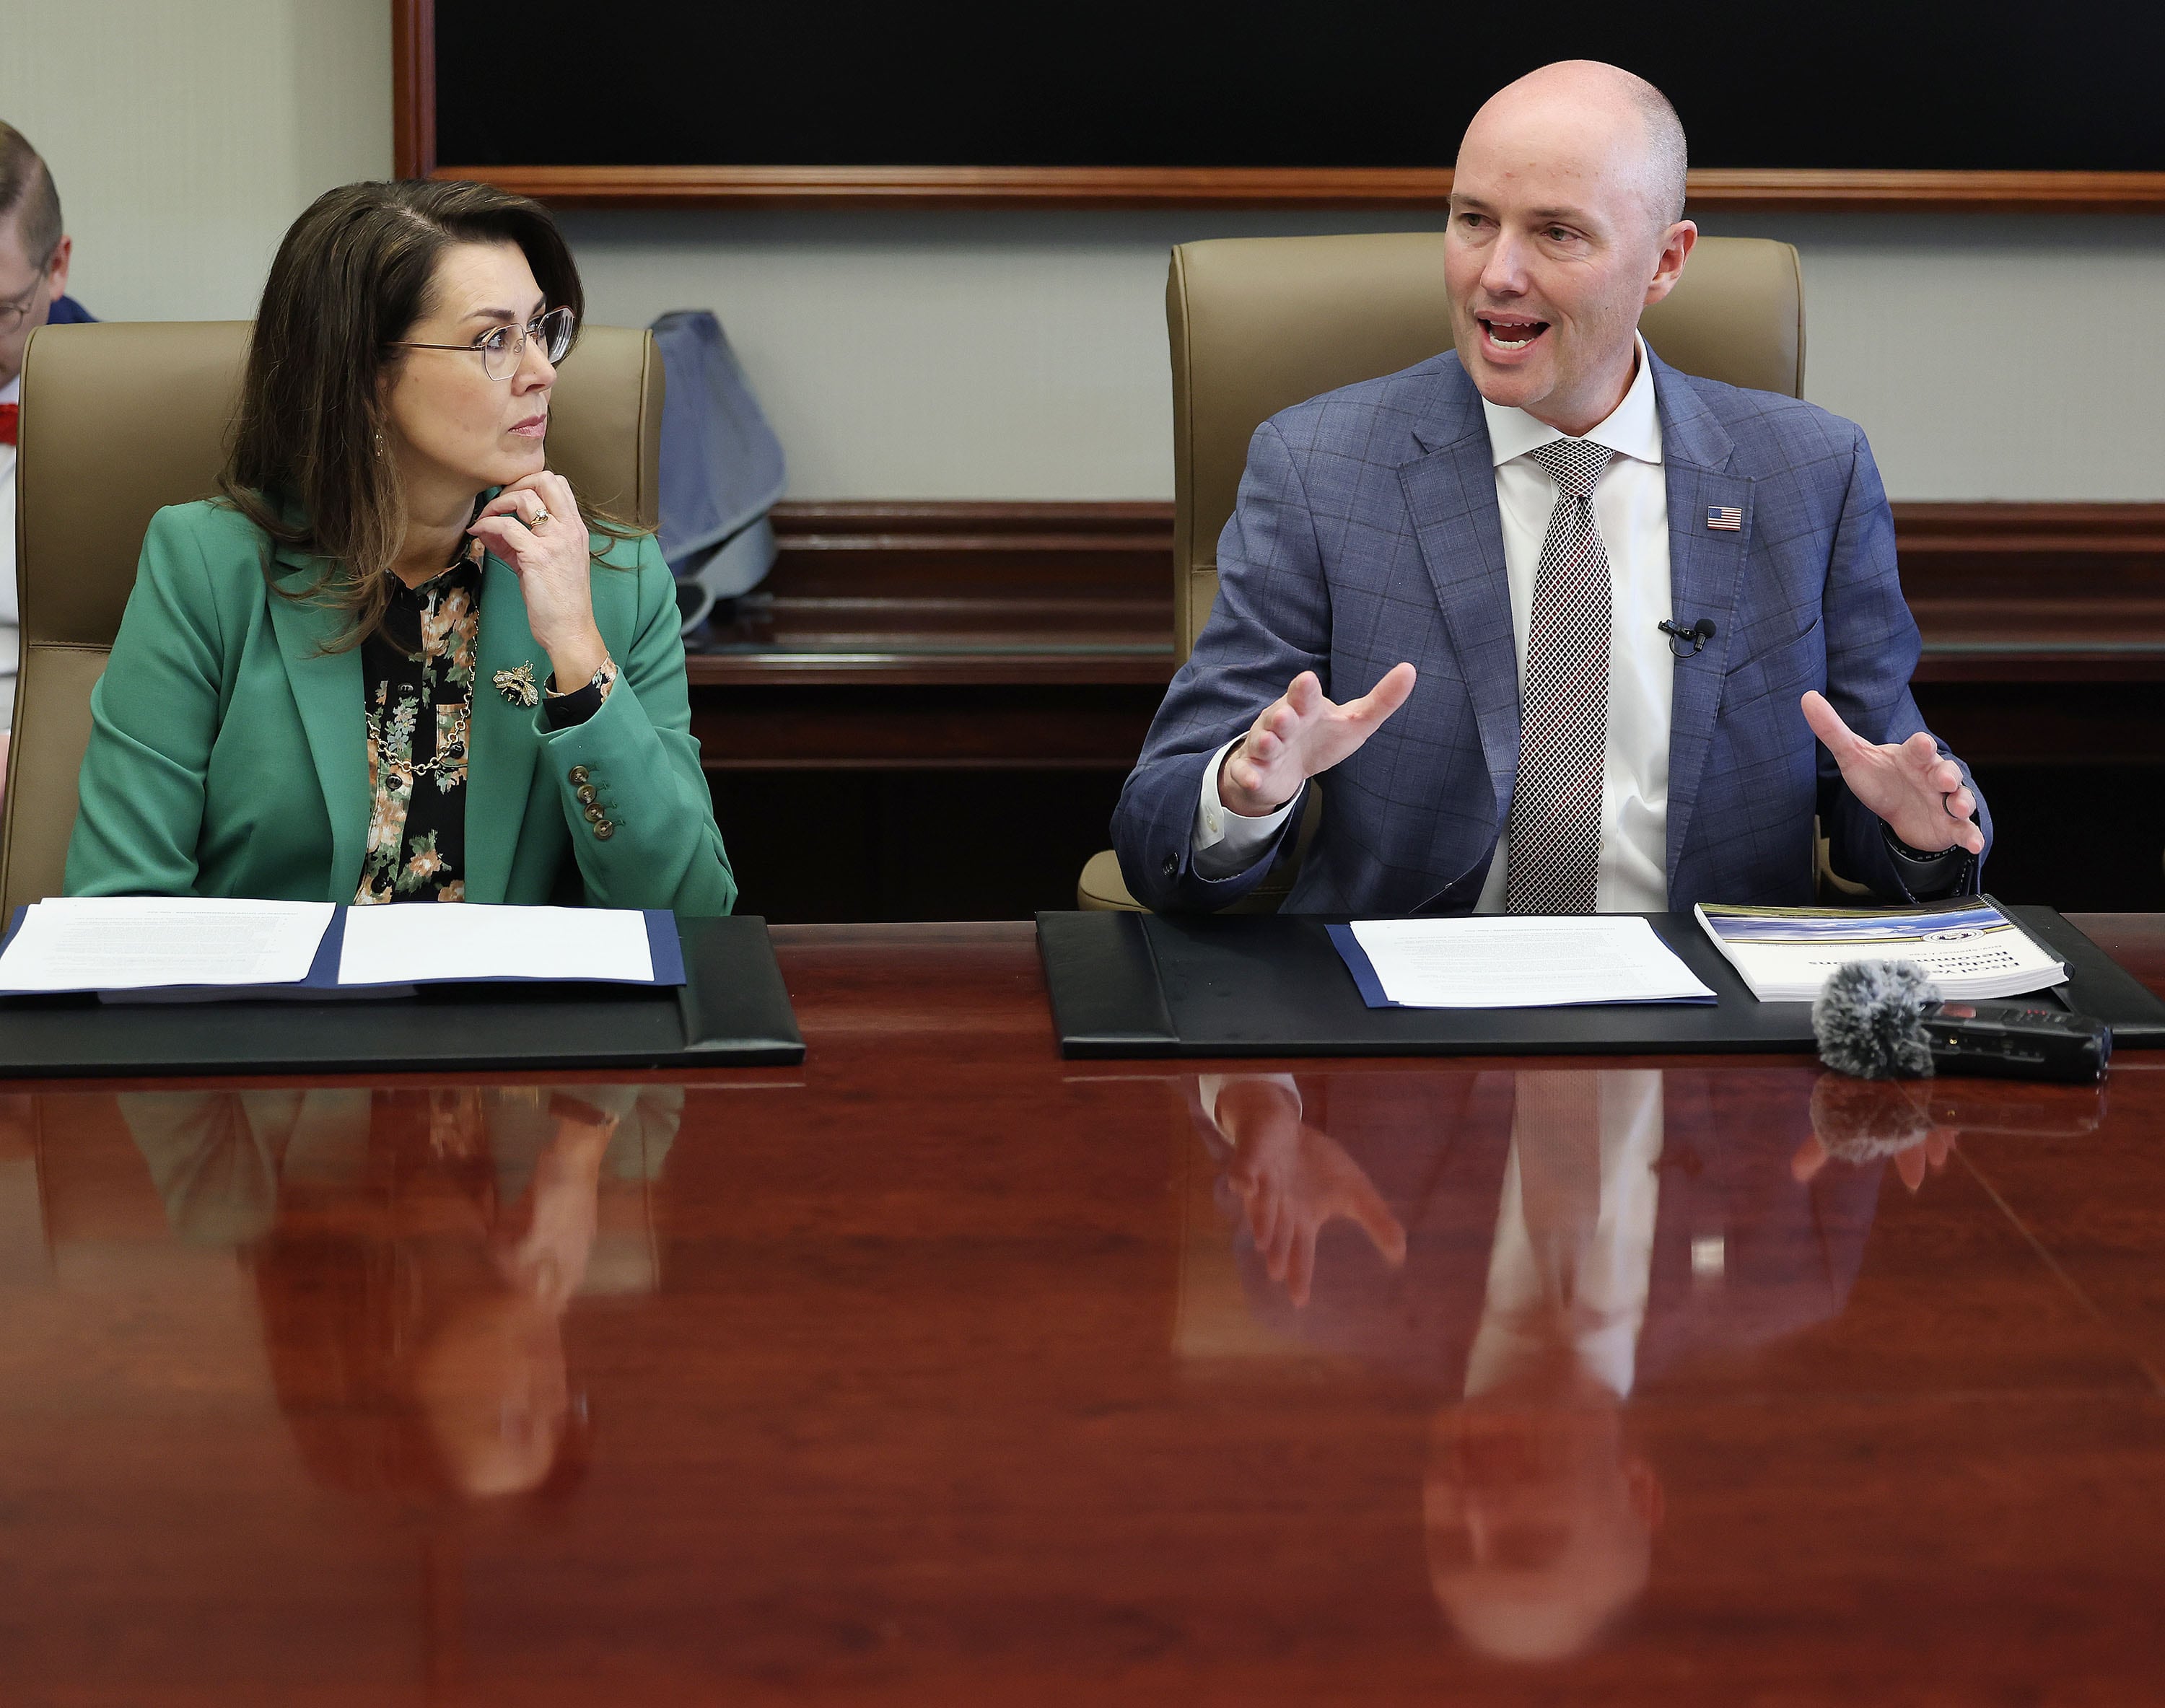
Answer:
[{"left": 1811, "top": 959, "right": 1941, "bottom": 1080}]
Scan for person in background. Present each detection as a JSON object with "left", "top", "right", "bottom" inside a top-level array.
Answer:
[
  {"left": 64, "top": 179, "right": 734, "bottom": 912},
  {"left": 0, "top": 121, "right": 94, "bottom": 792}
]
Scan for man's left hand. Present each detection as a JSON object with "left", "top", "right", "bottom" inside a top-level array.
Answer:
[{"left": 1801, "top": 691, "right": 1985, "bottom": 857}]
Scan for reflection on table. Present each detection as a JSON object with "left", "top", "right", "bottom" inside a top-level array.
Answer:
[
  {"left": 1184, "top": 1064, "right": 2106, "bottom": 1663},
  {"left": 118, "top": 1085, "right": 680, "bottom": 1507},
  {"left": 0, "top": 915, "right": 2158, "bottom": 1704}
]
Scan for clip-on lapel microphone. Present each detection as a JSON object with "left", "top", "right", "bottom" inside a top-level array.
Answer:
[{"left": 1658, "top": 617, "right": 1717, "bottom": 657}]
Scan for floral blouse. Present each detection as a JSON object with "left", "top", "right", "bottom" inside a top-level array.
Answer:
[
  {"left": 355, "top": 560, "right": 484, "bottom": 903},
  {"left": 354, "top": 557, "right": 610, "bottom": 906}
]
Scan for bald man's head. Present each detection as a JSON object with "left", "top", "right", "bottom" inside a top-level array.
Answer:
[
  {"left": 1466, "top": 61, "right": 1687, "bottom": 232},
  {"left": 1425, "top": 1396, "right": 1661, "bottom": 1664},
  {"left": 1443, "top": 60, "right": 1698, "bottom": 433}
]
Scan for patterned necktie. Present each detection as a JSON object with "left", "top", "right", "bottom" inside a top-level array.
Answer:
[{"left": 1505, "top": 438, "right": 1616, "bottom": 915}]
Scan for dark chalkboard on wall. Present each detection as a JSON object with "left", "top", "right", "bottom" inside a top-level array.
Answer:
[{"left": 396, "top": 0, "right": 2165, "bottom": 208}]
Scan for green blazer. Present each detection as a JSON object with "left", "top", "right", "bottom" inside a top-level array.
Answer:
[{"left": 65, "top": 499, "right": 737, "bottom": 915}]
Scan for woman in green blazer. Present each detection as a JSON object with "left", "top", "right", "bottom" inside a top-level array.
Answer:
[{"left": 65, "top": 180, "right": 735, "bottom": 915}]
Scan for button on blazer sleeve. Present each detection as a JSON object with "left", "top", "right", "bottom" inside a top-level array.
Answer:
[{"left": 1113, "top": 420, "right": 1325, "bottom": 911}]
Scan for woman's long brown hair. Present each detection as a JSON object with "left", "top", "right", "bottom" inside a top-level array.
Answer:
[{"left": 221, "top": 179, "right": 601, "bottom": 649}]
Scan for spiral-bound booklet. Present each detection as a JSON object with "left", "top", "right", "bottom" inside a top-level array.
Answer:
[{"left": 1694, "top": 900, "right": 2066, "bottom": 1003}]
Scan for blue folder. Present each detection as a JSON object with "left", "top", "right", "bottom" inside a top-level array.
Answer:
[{"left": 1325, "top": 921, "right": 1716, "bottom": 1010}]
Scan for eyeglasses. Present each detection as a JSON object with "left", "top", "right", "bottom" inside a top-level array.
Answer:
[
  {"left": 0, "top": 247, "right": 59, "bottom": 336},
  {"left": 392, "top": 305, "right": 575, "bottom": 381}
]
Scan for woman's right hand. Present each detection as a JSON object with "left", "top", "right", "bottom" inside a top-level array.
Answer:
[
  {"left": 496, "top": 1111, "right": 612, "bottom": 1309},
  {"left": 469, "top": 470, "right": 609, "bottom": 691}
]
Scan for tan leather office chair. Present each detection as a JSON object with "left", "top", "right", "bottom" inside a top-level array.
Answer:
[
  {"left": 1077, "top": 232, "right": 1806, "bottom": 911},
  {"left": 1, "top": 320, "right": 663, "bottom": 918}
]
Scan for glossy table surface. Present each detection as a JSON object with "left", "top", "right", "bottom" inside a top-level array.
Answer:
[{"left": 8, "top": 914, "right": 2165, "bottom": 1704}]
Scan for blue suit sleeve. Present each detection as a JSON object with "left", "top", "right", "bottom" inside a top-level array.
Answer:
[
  {"left": 1112, "top": 421, "right": 1326, "bottom": 911},
  {"left": 1817, "top": 428, "right": 1991, "bottom": 898}
]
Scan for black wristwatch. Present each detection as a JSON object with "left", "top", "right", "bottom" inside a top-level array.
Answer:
[
  {"left": 1886, "top": 829, "right": 1953, "bottom": 864},
  {"left": 1881, "top": 819, "right": 1974, "bottom": 869}
]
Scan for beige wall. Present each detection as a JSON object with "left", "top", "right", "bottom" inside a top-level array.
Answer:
[
  {"left": 6, "top": 1, "right": 2161, "bottom": 503},
  {"left": 562, "top": 206, "right": 2165, "bottom": 504},
  {"left": 0, "top": 0, "right": 391, "bottom": 321}
]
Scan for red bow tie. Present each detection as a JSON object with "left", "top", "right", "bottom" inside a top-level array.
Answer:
[{"left": 0, "top": 403, "right": 16, "bottom": 447}]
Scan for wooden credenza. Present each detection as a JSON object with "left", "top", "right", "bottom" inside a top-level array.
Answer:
[{"left": 690, "top": 502, "right": 2165, "bottom": 919}]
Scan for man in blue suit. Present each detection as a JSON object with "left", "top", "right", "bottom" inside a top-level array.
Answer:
[{"left": 1114, "top": 61, "right": 1989, "bottom": 916}]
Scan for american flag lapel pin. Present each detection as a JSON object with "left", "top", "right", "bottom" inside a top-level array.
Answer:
[{"left": 1706, "top": 505, "right": 1742, "bottom": 531}]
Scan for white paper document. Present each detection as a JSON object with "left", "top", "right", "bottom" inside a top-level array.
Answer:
[
  {"left": 0, "top": 897, "right": 334, "bottom": 992},
  {"left": 1347, "top": 916, "right": 1716, "bottom": 1008},
  {"left": 337, "top": 903, "right": 654, "bottom": 987}
]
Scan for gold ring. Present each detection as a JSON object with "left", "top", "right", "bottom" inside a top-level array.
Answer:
[{"left": 529, "top": 507, "right": 549, "bottom": 528}]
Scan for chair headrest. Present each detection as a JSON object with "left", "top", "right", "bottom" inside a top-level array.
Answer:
[
  {"left": 14, "top": 320, "right": 663, "bottom": 648},
  {"left": 1168, "top": 233, "right": 1805, "bottom": 640}
]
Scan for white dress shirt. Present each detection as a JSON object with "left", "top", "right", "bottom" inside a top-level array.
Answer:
[
  {"left": 1195, "top": 1067, "right": 1666, "bottom": 1399},
  {"left": 1194, "top": 338, "right": 1674, "bottom": 911},
  {"left": 0, "top": 373, "right": 19, "bottom": 733}
]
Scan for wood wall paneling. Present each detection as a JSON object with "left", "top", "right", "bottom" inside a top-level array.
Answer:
[
  {"left": 691, "top": 502, "right": 2165, "bottom": 916},
  {"left": 1683, "top": 169, "right": 2165, "bottom": 216},
  {"left": 698, "top": 502, "right": 1173, "bottom": 693},
  {"left": 414, "top": 163, "right": 2165, "bottom": 217},
  {"left": 691, "top": 509, "right": 1168, "bottom": 902},
  {"left": 707, "top": 499, "right": 2165, "bottom": 717},
  {"left": 391, "top": 0, "right": 435, "bottom": 180},
  {"left": 1896, "top": 503, "right": 2165, "bottom": 685},
  {"left": 694, "top": 504, "right": 1171, "bottom": 919},
  {"left": 695, "top": 499, "right": 2165, "bottom": 768}
]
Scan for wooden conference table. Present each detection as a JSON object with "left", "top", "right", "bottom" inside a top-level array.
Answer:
[{"left": 6, "top": 915, "right": 2165, "bottom": 1704}]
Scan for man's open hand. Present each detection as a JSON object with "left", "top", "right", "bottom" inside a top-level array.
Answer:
[
  {"left": 1217, "top": 664, "right": 1418, "bottom": 818},
  {"left": 1214, "top": 1078, "right": 1407, "bottom": 1308},
  {"left": 1801, "top": 691, "right": 1985, "bottom": 857}
]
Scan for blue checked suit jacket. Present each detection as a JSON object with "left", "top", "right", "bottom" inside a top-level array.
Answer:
[{"left": 1114, "top": 348, "right": 1990, "bottom": 915}]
